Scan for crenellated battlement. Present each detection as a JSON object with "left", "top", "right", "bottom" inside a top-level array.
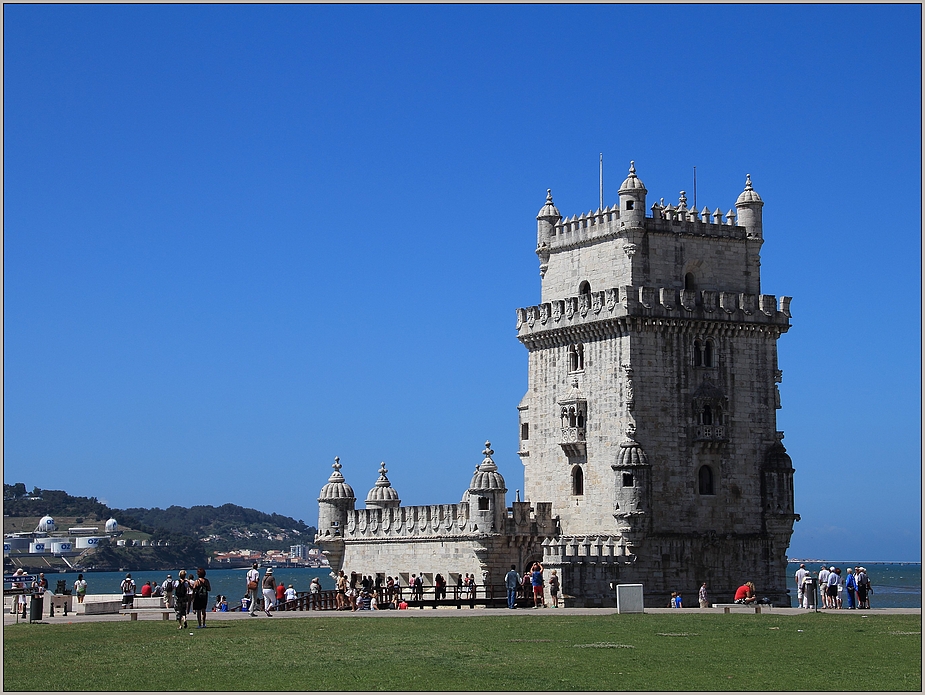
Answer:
[
  {"left": 340, "top": 500, "right": 557, "bottom": 542},
  {"left": 547, "top": 193, "right": 750, "bottom": 252},
  {"left": 516, "top": 286, "right": 791, "bottom": 341},
  {"left": 541, "top": 534, "right": 638, "bottom": 564}
]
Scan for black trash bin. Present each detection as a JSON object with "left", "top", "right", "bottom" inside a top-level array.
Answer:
[{"left": 29, "top": 595, "right": 43, "bottom": 622}]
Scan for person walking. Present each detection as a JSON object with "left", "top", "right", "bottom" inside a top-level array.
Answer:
[
  {"left": 698, "top": 582, "right": 709, "bottom": 608},
  {"left": 261, "top": 568, "right": 276, "bottom": 616},
  {"left": 825, "top": 566, "right": 838, "bottom": 609},
  {"left": 192, "top": 568, "right": 211, "bottom": 628},
  {"left": 173, "top": 570, "right": 191, "bottom": 629},
  {"left": 161, "top": 574, "right": 174, "bottom": 608},
  {"left": 73, "top": 574, "right": 88, "bottom": 604},
  {"left": 504, "top": 565, "right": 520, "bottom": 609},
  {"left": 246, "top": 563, "right": 261, "bottom": 616}
]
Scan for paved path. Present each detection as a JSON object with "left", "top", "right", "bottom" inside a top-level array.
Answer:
[{"left": 5, "top": 605, "right": 920, "bottom": 626}]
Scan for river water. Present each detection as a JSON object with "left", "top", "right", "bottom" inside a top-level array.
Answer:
[{"left": 41, "top": 562, "right": 922, "bottom": 608}]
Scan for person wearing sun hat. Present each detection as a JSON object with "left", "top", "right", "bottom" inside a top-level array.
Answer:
[{"left": 261, "top": 567, "right": 276, "bottom": 616}]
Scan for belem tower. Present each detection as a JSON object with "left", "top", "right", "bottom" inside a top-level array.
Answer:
[{"left": 315, "top": 162, "right": 799, "bottom": 607}]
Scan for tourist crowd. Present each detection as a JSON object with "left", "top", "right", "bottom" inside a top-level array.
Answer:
[{"left": 794, "top": 564, "right": 874, "bottom": 609}]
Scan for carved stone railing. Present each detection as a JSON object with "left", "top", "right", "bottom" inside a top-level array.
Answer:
[
  {"left": 559, "top": 427, "right": 586, "bottom": 457},
  {"left": 694, "top": 425, "right": 727, "bottom": 441}
]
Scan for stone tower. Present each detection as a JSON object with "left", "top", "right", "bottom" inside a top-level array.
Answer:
[{"left": 516, "top": 163, "right": 798, "bottom": 606}]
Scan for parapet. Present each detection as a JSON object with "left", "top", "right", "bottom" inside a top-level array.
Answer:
[
  {"left": 343, "top": 503, "right": 474, "bottom": 540},
  {"left": 541, "top": 534, "right": 637, "bottom": 564},
  {"left": 516, "top": 286, "right": 791, "bottom": 342},
  {"left": 546, "top": 196, "right": 750, "bottom": 252}
]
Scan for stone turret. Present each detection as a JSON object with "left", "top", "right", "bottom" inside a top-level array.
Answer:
[
  {"left": 466, "top": 442, "right": 507, "bottom": 534},
  {"left": 317, "top": 457, "right": 355, "bottom": 540},
  {"left": 536, "top": 189, "right": 560, "bottom": 278},
  {"left": 735, "top": 173, "right": 763, "bottom": 239},
  {"left": 618, "top": 161, "right": 647, "bottom": 228},
  {"left": 365, "top": 462, "right": 401, "bottom": 509},
  {"left": 611, "top": 425, "right": 651, "bottom": 540}
]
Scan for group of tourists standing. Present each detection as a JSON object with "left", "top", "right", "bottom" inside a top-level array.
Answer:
[{"left": 794, "top": 563, "right": 873, "bottom": 609}]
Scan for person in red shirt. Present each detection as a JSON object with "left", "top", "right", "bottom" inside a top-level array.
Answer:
[
  {"left": 734, "top": 582, "right": 756, "bottom": 604},
  {"left": 140, "top": 581, "right": 153, "bottom": 597},
  {"left": 276, "top": 580, "right": 287, "bottom": 610}
]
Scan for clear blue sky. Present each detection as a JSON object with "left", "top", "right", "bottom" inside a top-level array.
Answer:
[{"left": 4, "top": 5, "right": 921, "bottom": 561}]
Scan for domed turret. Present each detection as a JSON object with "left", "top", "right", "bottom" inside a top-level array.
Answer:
[
  {"left": 469, "top": 442, "right": 507, "bottom": 492},
  {"left": 735, "top": 173, "right": 764, "bottom": 239},
  {"left": 105, "top": 518, "right": 119, "bottom": 533},
  {"left": 618, "top": 161, "right": 647, "bottom": 228},
  {"left": 611, "top": 424, "right": 652, "bottom": 531},
  {"left": 319, "top": 456, "right": 355, "bottom": 501},
  {"left": 36, "top": 515, "right": 55, "bottom": 533},
  {"left": 467, "top": 442, "right": 507, "bottom": 534},
  {"left": 317, "top": 457, "right": 356, "bottom": 541},
  {"left": 536, "top": 188, "right": 561, "bottom": 246},
  {"left": 365, "top": 462, "right": 401, "bottom": 509}
]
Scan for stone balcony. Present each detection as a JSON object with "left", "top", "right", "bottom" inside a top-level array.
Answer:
[{"left": 559, "top": 426, "right": 586, "bottom": 457}]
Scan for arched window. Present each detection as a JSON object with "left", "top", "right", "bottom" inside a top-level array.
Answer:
[
  {"left": 684, "top": 273, "right": 696, "bottom": 291},
  {"left": 704, "top": 340, "right": 714, "bottom": 368},
  {"left": 698, "top": 466, "right": 715, "bottom": 495},
  {"left": 572, "top": 466, "right": 584, "bottom": 496},
  {"left": 579, "top": 281, "right": 592, "bottom": 295},
  {"left": 568, "top": 344, "right": 584, "bottom": 372},
  {"left": 693, "top": 340, "right": 703, "bottom": 367},
  {"left": 701, "top": 405, "right": 713, "bottom": 425}
]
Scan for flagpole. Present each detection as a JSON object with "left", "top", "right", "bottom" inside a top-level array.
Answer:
[{"left": 600, "top": 153, "right": 604, "bottom": 210}]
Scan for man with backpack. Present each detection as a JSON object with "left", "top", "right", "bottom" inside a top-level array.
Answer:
[
  {"left": 120, "top": 573, "right": 136, "bottom": 610},
  {"left": 161, "top": 574, "right": 174, "bottom": 608},
  {"left": 173, "top": 570, "right": 190, "bottom": 629}
]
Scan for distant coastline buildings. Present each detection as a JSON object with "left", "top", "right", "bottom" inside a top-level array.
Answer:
[{"left": 316, "top": 163, "right": 798, "bottom": 606}]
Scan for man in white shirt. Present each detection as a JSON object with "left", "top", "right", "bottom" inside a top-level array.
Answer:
[
  {"left": 246, "top": 563, "right": 261, "bottom": 617},
  {"left": 817, "top": 566, "right": 830, "bottom": 608},
  {"left": 826, "top": 566, "right": 839, "bottom": 609},
  {"left": 794, "top": 564, "right": 809, "bottom": 608}
]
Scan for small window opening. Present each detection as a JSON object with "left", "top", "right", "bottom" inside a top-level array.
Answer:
[
  {"left": 704, "top": 340, "right": 714, "bottom": 368},
  {"left": 579, "top": 281, "right": 591, "bottom": 295},
  {"left": 693, "top": 340, "right": 703, "bottom": 367},
  {"left": 477, "top": 497, "right": 490, "bottom": 511},
  {"left": 622, "top": 472, "right": 634, "bottom": 487},
  {"left": 701, "top": 405, "right": 713, "bottom": 425},
  {"left": 521, "top": 423, "right": 529, "bottom": 441},
  {"left": 572, "top": 466, "right": 584, "bottom": 496},
  {"left": 684, "top": 273, "right": 696, "bottom": 291},
  {"left": 698, "top": 466, "right": 715, "bottom": 495},
  {"left": 568, "top": 344, "right": 584, "bottom": 372},
  {"left": 626, "top": 200, "right": 634, "bottom": 211}
]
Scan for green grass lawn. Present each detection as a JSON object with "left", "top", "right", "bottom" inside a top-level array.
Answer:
[{"left": 4, "top": 613, "right": 921, "bottom": 691}]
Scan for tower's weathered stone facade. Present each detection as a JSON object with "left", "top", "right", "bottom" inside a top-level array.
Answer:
[
  {"left": 517, "top": 164, "right": 797, "bottom": 605},
  {"left": 316, "top": 163, "right": 798, "bottom": 606}
]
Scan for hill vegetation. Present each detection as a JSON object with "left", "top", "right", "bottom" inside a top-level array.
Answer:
[{"left": 3, "top": 483, "right": 317, "bottom": 556}]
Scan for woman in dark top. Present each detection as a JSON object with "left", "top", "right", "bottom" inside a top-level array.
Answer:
[{"left": 192, "top": 567, "right": 212, "bottom": 628}]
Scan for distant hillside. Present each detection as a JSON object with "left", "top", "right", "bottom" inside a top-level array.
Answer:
[
  {"left": 122, "top": 504, "right": 317, "bottom": 552},
  {"left": 3, "top": 483, "right": 317, "bottom": 554}
]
